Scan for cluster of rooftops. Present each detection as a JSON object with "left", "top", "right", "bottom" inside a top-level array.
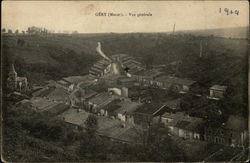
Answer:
[{"left": 89, "top": 54, "right": 145, "bottom": 77}]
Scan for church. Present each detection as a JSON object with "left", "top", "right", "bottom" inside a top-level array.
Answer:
[{"left": 7, "top": 64, "right": 28, "bottom": 91}]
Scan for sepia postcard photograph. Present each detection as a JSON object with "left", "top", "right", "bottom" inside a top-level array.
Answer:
[{"left": 1, "top": 0, "right": 249, "bottom": 162}]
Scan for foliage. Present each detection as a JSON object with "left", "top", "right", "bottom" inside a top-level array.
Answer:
[
  {"left": 84, "top": 114, "right": 98, "bottom": 136},
  {"left": 142, "top": 123, "right": 185, "bottom": 161},
  {"left": 2, "top": 103, "right": 82, "bottom": 162}
]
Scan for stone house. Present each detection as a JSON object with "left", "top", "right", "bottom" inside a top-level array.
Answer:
[
  {"left": 204, "top": 115, "right": 248, "bottom": 147},
  {"left": 161, "top": 112, "right": 205, "bottom": 140}
]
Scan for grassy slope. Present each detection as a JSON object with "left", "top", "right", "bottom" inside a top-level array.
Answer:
[{"left": 2, "top": 33, "right": 247, "bottom": 75}]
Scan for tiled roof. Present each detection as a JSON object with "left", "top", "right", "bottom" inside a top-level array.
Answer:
[
  {"left": 210, "top": 85, "right": 227, "bottom": 91},
  {"left": 62, "top": 75, "right": 90, "bottom": 84},
  {"left": 89, "top": 70, "right": 100, "bottom": 76},
  {"left": 115, "top": 100, "right": 142, "bottom": 115},
  {"left": 47, "top": 87, "right": 69, "bottom": 101},
  {"left": 163, "top": 112, "right": 204, "bottom": 132},
  {"left": 90, "top": 67, "right": 103, "bottom": 73},
  {"left": 88, "top": 92, "right": 120, "bottom": 107},
  {"left": 135, "top": 103, "right": 165, "bottom": 115}
]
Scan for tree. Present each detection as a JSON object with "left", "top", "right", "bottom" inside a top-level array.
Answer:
[
  {"left": 27, "top": 27, "right": 31, "bottom": 34},
  {"left": 72, "top": 30, "right": 78, "bottom": 34},
  {"left": 2, "top": 28, "right": 6, "bottom": 33},
  {"left": 15, "top": 29, "right": 19, "bottom": 34},
  {"left": 17, "top": 39, "right": 25, "bottom": 47},
  {"left": 79, "top": 114, "right": 100, "bottom": 157},
  {"left": 84, "top": 114, "right": 98, "bottom": 137},
  {"left": 140, "top": 123, "right": 185, "bottom": 161},
  {"left": 8, "top": 29, "right": 12, "bottom": 34}
]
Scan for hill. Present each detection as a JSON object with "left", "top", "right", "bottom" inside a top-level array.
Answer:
[
  {"left": 2, "top": 33, "right": 247, "bottom": 89},
  {"left": 176, "top": 26, "right": 249, "bottom": 39}
]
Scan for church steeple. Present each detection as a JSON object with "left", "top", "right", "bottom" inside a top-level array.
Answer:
[
  {"left": 8, "top": 64, "right": 18, "bottom": 89},
  {"left": 10, "top": 64, "right": 17, "bottom": 74}
]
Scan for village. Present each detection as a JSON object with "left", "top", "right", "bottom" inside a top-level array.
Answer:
[{"left": 6, "top": 41, "right": 248, "bottom": 161}]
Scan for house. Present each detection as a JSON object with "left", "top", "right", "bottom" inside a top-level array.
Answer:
[
  {"left": 57, "top": 75, "right": 93, "bottom": 91},
  {"left": 46, "top": 87, "right": 70, "bottom": 104},
  {"left": 69, "top": 88, "right": 97, "bottom": 108},
  {"left": 108, "top": 85, "right": 129, "bottom": 98},
  {"left": 154, "top": 75, "right": 196, "bottom": 93},
  {"left": 114, "top": 99, "right": 143, "bottom": 123},
  {"left": 89, "top": 53, "right": 145, "bottom": 78},
  {"left": 99, "top": 74, "right": 121, "bottom": 86},
  {"left": 133, "top": 103, "right": 167, "bottom": 127},
  {"left": 117, "top": 76, "right": 137, "bottom": 87},
  {"left": 161, "top": 112, "right": 205, "bottom": 140},
  {"left": 89, "top": 58, "right": 112, "bottom": 77},
  {"left": 204, "top": 115, "right": 248, "bottom": 147},
  {"left": 57, "top": 80, "right": 73, "bottom": 90},
  {"left": 61, "top": 108, "right": 143, "bottom": 144},
  {"left": 209, "top": 85, "right": 227, "bottom": 99},
  {"left": 133, "top": 69, "right": 164, "bottom": 87},
  {"left": 111, "top": 54, "right": 145, "bottom": 75},
  {"left": 87, "top": 92, "right": 120, "bottom": 113},
  {"left": 99, "top": 99, "right": 121, "bottom": 117}
]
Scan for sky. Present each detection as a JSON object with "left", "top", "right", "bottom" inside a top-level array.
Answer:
[{"left": 2, "top": 1, "right": 249, "bottom": 33}]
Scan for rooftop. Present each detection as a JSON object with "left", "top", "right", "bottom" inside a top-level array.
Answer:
[
  {"left": 32, "top": 86, "right": 55, "bottom": 97},
  {"left": 82, "top": 89, "right": 98, "bottom": 99},
  {"left": 77, "top": 80, "right": 94, "bottom": 89},
  {"left": 210, "top": 85, "right": 227, "bottom": 91},
  {"left": 155, "top": 75, "right": 196, "bottom": 86},
  {"left": 101, "top": 99, "right": 122, "bottom": 116},
  {"left": 90, "top": 67, "right": 104, "bottom": 74},
  {"left": 162, "top": 112, "right": 204, "bottom": 132},
  {"left": 117, "top": 76, "right": 137, "bottom": 83},
  {"left": 134, "top": 69, "right": 164, "bottom": 79},
  {"left": 60, "top": 108, "right": 142, "bottom": 144},
  {"left": 62, "top": 75, "right": 90, "bottom": 84},
  {"left": 47, "top": 87, "right": 69, "bottom": 101},
  {"left": 115, "top": 99, "right": 143, "bottom": 115},
  {"left": 135, "top": 103, "right": 166, "bottom": 115},
  {"left": 30, "top": 97, "right": 57, "bottom": 111},
  {"left": 163, "top": 98, "right": 181, "bottom": 109},
  {"left": 88, "top": 92, "right": 120, "bottom": 107},
  {"left": 60, "top": 108, "right": 90, "bottom": 126}
]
